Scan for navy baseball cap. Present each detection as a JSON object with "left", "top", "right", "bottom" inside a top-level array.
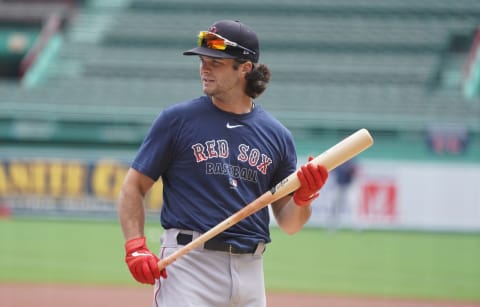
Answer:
[{"left": 183, "top": 20, "right": 260, "bottom": 63}]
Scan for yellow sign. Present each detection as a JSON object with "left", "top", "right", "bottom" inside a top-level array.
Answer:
[{"left": 0, "top": 159, "right": 163, "bottom": 211}]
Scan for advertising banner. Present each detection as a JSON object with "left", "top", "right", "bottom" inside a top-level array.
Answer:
[
  {"left": 307, "top": 160, "right": 480, "bottom": 232},
  {"left": 0, "top": 158, "right": 163, "bottom": 218}
]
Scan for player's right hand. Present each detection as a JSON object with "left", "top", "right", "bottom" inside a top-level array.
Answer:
[{"left": 125, "top": 236, "right": 167, "bottom": 285}]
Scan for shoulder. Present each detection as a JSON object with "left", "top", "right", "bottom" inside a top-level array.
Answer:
[
  {"left": 154, "top": 96, "right": 211, "bottom": 123},
  {"left": 251, "top": 106, "right": 296, "bottom": 160},
  {"left": 166, "top": 96, "right": 210, "bottom": 113},
  {"left": 254, "top": 106, "right": 293, "bottom": 138}
]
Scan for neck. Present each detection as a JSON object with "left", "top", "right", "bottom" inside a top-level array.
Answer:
[{"left": 211, "top": 96, "right": 254, "bottom": 114}]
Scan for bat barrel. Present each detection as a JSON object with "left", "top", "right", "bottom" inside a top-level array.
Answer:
[{"left": 310, "top": 128, "right": 374, "bottom": 171}]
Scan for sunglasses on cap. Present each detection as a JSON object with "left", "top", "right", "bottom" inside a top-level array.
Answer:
[{"left": 197, "top": 31, "right": 256, "bottom": 55}]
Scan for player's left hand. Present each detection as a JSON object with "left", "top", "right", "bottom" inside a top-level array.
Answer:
[
  {"left": 125, "top": 237, "right": 167, "bottom": 285},
  {"left": 293, "top": 156, "right": 329, "bottom": 207}
]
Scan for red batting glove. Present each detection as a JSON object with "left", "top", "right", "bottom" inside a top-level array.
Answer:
[
  {"left": 293, "top": 157, "right": 329, "bottom": 207},
  {"left": 125, "top": 237, "right": 167, "bottom": 285}
]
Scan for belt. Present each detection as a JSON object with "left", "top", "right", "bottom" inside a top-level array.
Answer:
[{"left": 176, "top": 233, "right": 264, "bottom": 255}]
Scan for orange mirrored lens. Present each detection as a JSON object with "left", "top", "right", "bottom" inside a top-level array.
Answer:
[
  {"left": 198, "top": 32, "right": 227, "bottom": 50},
  {"left": 206, "top": 38, "right": 226, "bottom": 50}
]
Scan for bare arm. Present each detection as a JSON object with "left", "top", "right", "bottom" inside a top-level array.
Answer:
[
  {"left": 271, "top": 161, "right": 329, "bottom": 235},
  {"left": 118, "top": 168, "right": 156, "bottom": 241},
  {"left": 271, "top": 195, "right": 312, "bottom": 235}
]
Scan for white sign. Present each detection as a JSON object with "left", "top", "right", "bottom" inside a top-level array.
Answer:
[{"left": 297, "top": 160, "right": 480, "bottom": 232}]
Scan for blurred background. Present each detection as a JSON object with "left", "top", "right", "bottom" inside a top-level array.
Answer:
[{"left": 0, "top": 0, "right": 480, "bottom": 306}]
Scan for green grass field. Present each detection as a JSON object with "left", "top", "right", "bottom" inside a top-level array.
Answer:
[{"left": 1, "top": 218, "right": 479, "bottom": 302}]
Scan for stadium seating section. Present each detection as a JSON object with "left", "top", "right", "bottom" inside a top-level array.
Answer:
[{"left": 1, "top": 0, "right": 479, "bottom": 161}]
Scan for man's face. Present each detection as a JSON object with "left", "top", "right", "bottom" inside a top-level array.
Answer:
[{"left": 199, "top": 56, "right": 245, "bottom": 98}]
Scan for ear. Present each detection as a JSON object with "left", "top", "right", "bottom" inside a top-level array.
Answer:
[{"left": 241, "top": 61, "right": 253, "bottom": 74}]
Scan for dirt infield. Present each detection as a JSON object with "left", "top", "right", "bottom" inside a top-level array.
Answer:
[{"left": 1, "top": 284, "right": 480, "bottom": 307}]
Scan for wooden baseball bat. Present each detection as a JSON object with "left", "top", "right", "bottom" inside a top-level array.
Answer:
[{"left": 157, "top": 128, "right": 374, "bottom": 270}]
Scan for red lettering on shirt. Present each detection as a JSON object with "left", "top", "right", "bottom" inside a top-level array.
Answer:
[
  {"left": 191, "top": 143, "right": 207, "bottom": 162},
  {"left": 257, "top": 154, "right": 272, "bottom": 175}
]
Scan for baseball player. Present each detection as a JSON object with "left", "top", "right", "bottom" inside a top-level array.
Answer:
[{"left": 118, "top": 20, "right": 329, "bottom": 306}]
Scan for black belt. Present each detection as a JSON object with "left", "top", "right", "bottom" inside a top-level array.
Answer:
[{"left": 176, "top": 233, "right": 262, "bottom": 254}]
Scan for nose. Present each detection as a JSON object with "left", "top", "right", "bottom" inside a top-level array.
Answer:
[{"left": 200, "top": 61, "right": 210, "bottom": 73}]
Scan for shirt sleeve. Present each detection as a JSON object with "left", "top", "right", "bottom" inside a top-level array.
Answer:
[
  {"left": 131, "top": 108, "right": 176, "bottom": 181},
  {"left": 271, "top": 130, "right": 297, "bottom": 188}
]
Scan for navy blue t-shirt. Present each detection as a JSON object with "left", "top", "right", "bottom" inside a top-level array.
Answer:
[{"left": 132, "top": 96, "right": 297, "bottom": 248}]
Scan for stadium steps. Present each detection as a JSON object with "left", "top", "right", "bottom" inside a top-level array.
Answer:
[
  {"left": 47, "top": 43, "right": 437, "bottom": 85},
  {"left": 3, "top": 79, "right": 478, "bottom": 132},
  {"left": 102, "top": 11, "right": 476, "bottom": 52}
]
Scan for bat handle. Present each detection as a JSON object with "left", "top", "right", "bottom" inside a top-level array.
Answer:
[{"left": 158, "top": 258, "right": 171, "bottom": 271}]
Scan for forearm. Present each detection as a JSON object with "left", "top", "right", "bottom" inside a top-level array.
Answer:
[
  {"left": 118, "top": 186, "right": 146, "bottom": 241},
  {"left": 273, "top": 161, "right": 328, "bottom": 234},
  {"left": 272, "top": 196, "right": 312, "bottom": 235}
]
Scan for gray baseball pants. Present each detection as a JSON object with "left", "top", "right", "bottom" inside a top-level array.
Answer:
[{"left": 153, "top": 229, "right": 266, "bottom": 307}]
